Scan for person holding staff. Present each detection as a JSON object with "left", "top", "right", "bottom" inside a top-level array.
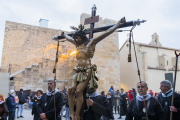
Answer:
[
  {"left": 158, "top": 80, "right": 180, "bottom": 120},
  {"left": 126, "top": 81, "right": 165, "bottom": 120}
]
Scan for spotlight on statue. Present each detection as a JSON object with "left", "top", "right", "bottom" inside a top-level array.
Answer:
[{"left": 70, "top": 51, "right": 77, "bottom": 56}]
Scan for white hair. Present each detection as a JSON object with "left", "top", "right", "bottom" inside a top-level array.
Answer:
[
  {"left": 160, "top": 80, "right": 172, "bottom": 89},
  {"left": 9, "top": 90, "right": 15, "bottom": 94},
  {"left": 137, "top": 81, "right": 148, "bottom": 87},
  {"left": 48, "top": 79, "right": 57, "bottom": 85}
]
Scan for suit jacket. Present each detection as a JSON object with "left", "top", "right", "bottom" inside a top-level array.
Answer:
[
  {"left": 120, "top": 93, "right": 128, "bottom": 105},
  {"left": 18, "top": 93, "right": 27, "bottom": 104},
  {"left": 126, "top": 97, "right": 165, "bottom": 120},
  {"left": 37, "top": 92, "right": 63, "bottom": 120},
  {"left": 158, "top": 92, "right": 180, "bottom": 120},
  {"left": 84, "top": 95, "right": 113, "bottom": 120}
]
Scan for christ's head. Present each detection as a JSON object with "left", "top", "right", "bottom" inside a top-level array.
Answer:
[{"left": 73, "top": 34, "right": 89, "bottom": 45}]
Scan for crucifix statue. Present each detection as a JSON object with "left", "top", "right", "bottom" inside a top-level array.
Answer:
[{"left": 53, "top": 4, "right": 145, "bottom": 120}]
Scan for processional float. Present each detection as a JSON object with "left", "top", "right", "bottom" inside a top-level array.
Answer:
[{"left": 52, "top": 4, "right": 147, "bottom": 120}]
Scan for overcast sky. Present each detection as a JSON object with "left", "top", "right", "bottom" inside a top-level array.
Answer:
[{"left": 0, "top": 0, "right": 179, "bottom": 65}]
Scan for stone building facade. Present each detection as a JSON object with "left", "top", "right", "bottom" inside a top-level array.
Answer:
[
  {"left": 0, "top": 69, "right": 9, "bottom": 98},
  {"left": 119, "top": 33, "right": 180, "bottom": 92},
  {"left": 1, "top": 13, "right": 120, "bottom": 93}
]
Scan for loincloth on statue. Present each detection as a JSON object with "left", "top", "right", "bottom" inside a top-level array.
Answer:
[{"left": 70, "top": 64, "right": 98, "bottom": 89}]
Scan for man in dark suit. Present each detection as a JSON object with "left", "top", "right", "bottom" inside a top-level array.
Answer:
[
  {"left": 126, "top": 81, "right": 165, "bottom": 120},
  {"left": 118, "top": 88, "right": 128, "bottom": 119},
  {"left": 37, "top": 79, "right": 64, "bottom": 120},
  {"left": 158, "top": 80, "right": 180, "bottom": 120},
  {"left": 17, "top": 89, "right": 27, "bottom": 118},
  {"left": 84, "top": 85, "right": 113, "bottom": 120}
]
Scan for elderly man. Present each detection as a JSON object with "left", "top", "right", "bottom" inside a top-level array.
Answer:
[
  {"left": 126, "top": 81, "right": 165, "bottom": 120},
  {"left": 6, "top": 90, "right": 17, "bottom": 120},
  {"left": 158, "top": 80, "right": 180, "bottom": 120},
  {"left": 37, "top": 79, "right": 63, "bottom": 120}
]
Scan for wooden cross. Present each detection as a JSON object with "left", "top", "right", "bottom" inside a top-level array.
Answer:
[
  {"left": 84, "top": 4, "right": 99, "bottom": 39},
  {"left": 53, "top": 5, "right": 146, "bottom": 43}
]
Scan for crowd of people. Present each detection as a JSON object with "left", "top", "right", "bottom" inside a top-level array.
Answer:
[
  {"left": 0, "top": 79, "right": 180, "bottom": 120},
  {"left": 103, "top": 80, "right": 180, "bottom": 120}
]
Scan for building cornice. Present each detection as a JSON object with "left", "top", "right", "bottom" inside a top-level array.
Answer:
[
  {"left": 119, "top": 40, "right": 180, "bottom": 52},
  {"left": 147, "top": 66, "right": 166, "bottom": 71}
]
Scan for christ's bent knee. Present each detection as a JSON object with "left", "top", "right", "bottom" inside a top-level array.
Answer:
[
  {"left": 68, "top": 87, "right": 76, "bottom": 95},
  {"left": 76, "top": 89, "right": 83, "bottom": 97}
]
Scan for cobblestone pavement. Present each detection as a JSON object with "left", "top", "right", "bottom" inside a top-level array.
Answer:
[{"left": 16, "top": 109, "right": 126, "bottom": 120}]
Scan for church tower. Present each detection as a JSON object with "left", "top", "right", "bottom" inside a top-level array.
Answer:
[{"left": 149, "top": 32, "right": 162, "bottom": 46}]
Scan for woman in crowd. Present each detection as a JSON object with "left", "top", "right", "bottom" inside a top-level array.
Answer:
[
  {"left": 6, "top": 90, "right": 17, "bottom": 120},
  {"left": 0, "top": 94, "right": 8, "bottom": 120},
  {"left": 32, "top": 90, "right": 43, "bottom": 120},
  {"left": 114, "top": 91, "right": 120, "bottom": 114}
]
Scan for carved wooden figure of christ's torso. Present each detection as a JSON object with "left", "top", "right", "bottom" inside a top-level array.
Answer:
[{"left": 76, "top": 44, "right": 95, "bottom": 68}]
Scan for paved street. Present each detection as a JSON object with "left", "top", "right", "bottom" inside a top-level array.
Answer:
[
  {"left": 15, "top": 109, "right": 33, "bottom": 120},
  {"left": 17, "top": 109, "right": 126, "bottom": 120}
]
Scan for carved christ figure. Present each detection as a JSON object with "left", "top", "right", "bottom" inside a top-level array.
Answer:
[{"left": 61, "top": 17, "right": 126, "bottom": 120}]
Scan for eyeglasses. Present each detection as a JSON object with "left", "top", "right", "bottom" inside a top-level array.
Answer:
[
  {"left": 48, "top": 83, "right": 53, "bottom": 85},
  {"left": 137, "top": 86, "right": 145, "bottom": 88}
]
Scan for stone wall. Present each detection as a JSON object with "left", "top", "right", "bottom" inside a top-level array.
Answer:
[
  {"left": 12, "top": 57, "right": 76, "bottom": 92},
  {"left": 0, "top": 71, "right": 9, "bottom": 98},
  {"left": 1, "top": 21, "right": 76, "bottom": 73}
]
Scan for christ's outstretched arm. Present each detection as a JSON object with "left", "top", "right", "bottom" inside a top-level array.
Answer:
[
  {"left": 87, "top": 17, "right": 126, "bottom": 47},
  {"left": 61, "top": 32, "right": 77, "bottom": 46}
]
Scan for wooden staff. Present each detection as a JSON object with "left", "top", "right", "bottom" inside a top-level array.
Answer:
[
  {"left": 52, "top": 40, "right": 60, "bottom": 120},
  {"left": 170, "top": 51, "right": 180, "bottom": 120},
  {"left": 131, "top": 31, "right": 148, "bottom": 120}
]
